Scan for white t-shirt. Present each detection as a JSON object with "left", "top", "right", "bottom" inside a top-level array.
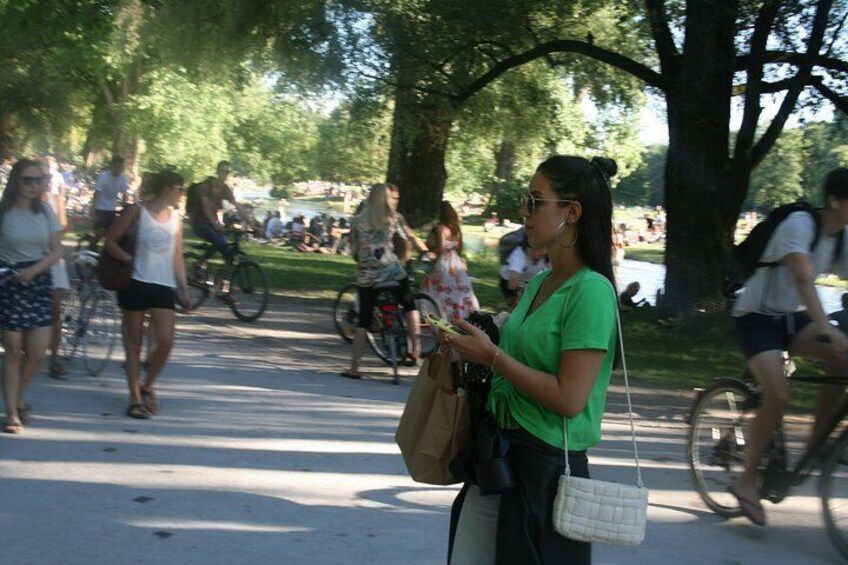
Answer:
[
  {"left": 94, "top": 171, "right": 130, "bottom": 211},
  {"left": 266, "top": 217, "right": 283, "bottom": 239},
  {"left": 732, "top": 211, "right": 848, "bottom": 316},
  {"left": 499, "top": 247, "right": 549, "bottom": 283}
]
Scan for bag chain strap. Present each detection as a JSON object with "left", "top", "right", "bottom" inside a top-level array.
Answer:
[{"left": 561, "top": 276, "right": 644, "bottom": 489}]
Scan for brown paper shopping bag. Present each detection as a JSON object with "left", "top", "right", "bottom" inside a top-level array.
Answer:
[{"left": 395, "top": 349, "right": 470, "bottom": 485}]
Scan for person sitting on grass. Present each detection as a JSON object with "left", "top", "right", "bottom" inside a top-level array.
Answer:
[{"left": 619, "top": 281, "right": 648, "bottom": 310}]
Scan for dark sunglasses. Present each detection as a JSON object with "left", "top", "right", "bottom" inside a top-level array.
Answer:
[
  {"left": 21, "top": 175, "right": 48, "bottom": 187},
  {"left": 520, "top": 193, "right": 574, "bottom": 215}
]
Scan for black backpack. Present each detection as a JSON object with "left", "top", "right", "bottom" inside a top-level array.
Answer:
[
  {"left": 497, "top": 227, "right": 526, "bottom": 264},
  {"left": 723, "top": 201, "right": 845, "bottom": 297}
]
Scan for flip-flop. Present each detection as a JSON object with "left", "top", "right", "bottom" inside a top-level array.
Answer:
[
  {"left": 339, "top": 371, "right": 362, "bottom": 380},
  {"left": 728, "top": 483, "right": 766, "bottom": 526}
]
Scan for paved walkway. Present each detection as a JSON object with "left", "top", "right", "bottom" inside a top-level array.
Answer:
[{"left": 0, "top": 297, "right": 842, "bottom": 564}]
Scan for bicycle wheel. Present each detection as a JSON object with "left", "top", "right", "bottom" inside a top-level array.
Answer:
[
  {"left": 60, "top": 286, "right": 83, "bottom": 361},
  {"left": 412, "top": 292, "right": 441, "bottom": 357},
  {"left": 82, "top": 289, "right": 119, "bottom": 376},
  {"left": 687, "top": 379, "right": 758, "bottom": 517},
  {"left": 226, "top": 259, "right": 270, "bottom": 322},
  {"left": 184, "top": 252, "right": 209, "bottom": 310},
  {"left": 370, "top": 309, "right": 408, "bottom": 367},
  {"left": 822, "top": 433, "right": 848, "bottom": 559},
  {"left": 333, "top": 283, "right": 359, "bottom": 343}
]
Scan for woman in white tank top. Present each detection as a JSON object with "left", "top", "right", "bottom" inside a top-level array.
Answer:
[{"left": 104, "top": 171, "right": 189, "bottom": 420}]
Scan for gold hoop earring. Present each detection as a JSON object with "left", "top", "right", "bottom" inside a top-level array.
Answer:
[{"left": 557, "top": 220, "right": 578, "bottom": 248}]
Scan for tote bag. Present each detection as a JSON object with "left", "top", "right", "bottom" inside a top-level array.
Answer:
[{"left": 395, "top": 348, "right": 470, "bottom": 485}]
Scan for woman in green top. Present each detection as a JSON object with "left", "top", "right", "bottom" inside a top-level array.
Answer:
[{"left": 445, "top": 155, "right": 619, "bottom": 564}]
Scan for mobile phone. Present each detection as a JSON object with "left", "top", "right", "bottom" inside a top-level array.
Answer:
[{"left": 426, "top": 313, "right": 463, "bottom": 335}]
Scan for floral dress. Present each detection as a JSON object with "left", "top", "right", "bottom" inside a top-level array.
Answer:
[{"left": 423, "top": 233, "right": 479, "bottom": 319}]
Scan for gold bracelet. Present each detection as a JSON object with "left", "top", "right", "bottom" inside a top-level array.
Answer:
[{"left": 491, "top": 348, "right": 501, "bottom": 371}]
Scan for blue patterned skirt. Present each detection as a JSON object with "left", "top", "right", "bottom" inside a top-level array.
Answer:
[{"left": 0, "top": 261, "right": 53, "bottom": 331}]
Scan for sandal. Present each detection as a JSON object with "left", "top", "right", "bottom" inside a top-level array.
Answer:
[
  {"left": 728, "top": 483, "right": 766, "bottom": 526},
  {"left": 48, "top": 364, "right": 68, "bottom": 380},
  {"left": 126, "top": 403, "right": 152, "bottom": 420},
  {"left": 141, "top": 387, "right": 159, "bottom": 414},
  {"left": 18, "top": 404, "right": 32, "bottom": 425},
  {"left": 401, "top": 354, "right": 418, "bottom": 368},
  {"left": 3, "top": 419, "right": 23, "bottom": 434},
  {"left": 339, "top": 371, "right": 362, "bottom": 380}
]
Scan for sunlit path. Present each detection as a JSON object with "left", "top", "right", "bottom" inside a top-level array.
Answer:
[{"left": 0, "top": 297, "right": 842, "bottom": 563}]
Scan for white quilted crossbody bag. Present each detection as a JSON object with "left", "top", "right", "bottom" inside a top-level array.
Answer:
[{"left": 552, "top": 280, "right": 648, "bottom": 546}]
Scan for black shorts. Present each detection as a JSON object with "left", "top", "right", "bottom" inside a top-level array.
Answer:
[
  {"left": 733, "top": 312, "right": 813, "bottom": 359},
  {"left": 357, "top": 279, "right": 416, "bottom": 329},
  {"left": 117, "top": 279, "right": 176, "bottom": 311},
  {"left": 95, "top": 209, "right": 117, "bottom": 230}
]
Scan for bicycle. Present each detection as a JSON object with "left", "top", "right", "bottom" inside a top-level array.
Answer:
[
  {"left": 687, "top": 357, "right": 848, "bottom": 559},
  {"left": 333, "top": 279, "right": 441, "bottom": 384},
  {"left": 60, "top": 250, "right": 119, "bottom": 376},
  {"left": 180, "top": 227, "right": 270, "bottom": 322}
]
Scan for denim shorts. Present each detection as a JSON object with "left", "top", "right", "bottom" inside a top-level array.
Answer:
[{"left": 732, "top": 312, "right": 813, "bottom": 359}]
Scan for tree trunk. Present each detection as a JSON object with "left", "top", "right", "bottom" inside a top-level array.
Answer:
[
  {"left": 661, "top": 1, "right": 738, "bottom": 316},
  {"left": 386, "top": 94, "right": 456, "bottom": 227},
  {"left": 486, "top": 140, "right": 516, "bottom": 208},
  {"left": 494, "top": 140, "right": 516, "bottom": 181}
]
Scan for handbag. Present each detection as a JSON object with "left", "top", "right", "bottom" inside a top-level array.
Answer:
[
  {"left": 97, "top": 208, "right": 138, "bottom": 291},
  {"left": 552, "top": 280, "right": 648, "bottom": 546},
  {"left": 395, "top": 347, "right": 470, "bottom": 485}
]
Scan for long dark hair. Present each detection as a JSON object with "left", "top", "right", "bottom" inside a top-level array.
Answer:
[
  {"left": 438, "top": 200, "right": 462, "bottom": 254},
  {"left": 0, "top": 159, "right": 47, "bottom": 218},
  {"left": 535, "top": 155, "right": 617, "bottom": 292}
]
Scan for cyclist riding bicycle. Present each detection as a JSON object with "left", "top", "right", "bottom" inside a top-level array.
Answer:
[
  {"left": 186, "top": 160, "right": 250, "bottom": 266},
  {"left": 730, "top": 167, "right": 848, "bottom": 526}
]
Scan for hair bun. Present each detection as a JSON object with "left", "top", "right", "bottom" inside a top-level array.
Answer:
[{"left": 591, "top": 156, "right": 618, "bottom": 179}]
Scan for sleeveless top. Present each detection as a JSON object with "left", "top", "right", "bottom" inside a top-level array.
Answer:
[{"left": 132, "top": 206, "right": 179, "bottom": 288}]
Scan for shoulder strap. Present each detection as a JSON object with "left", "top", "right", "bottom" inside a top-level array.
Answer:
[
  {"left": 807, "top": 210, "right": 845, "bottom": 267},
  {"left": 561, "top": 275, "right": 643, "bottom": 488}
]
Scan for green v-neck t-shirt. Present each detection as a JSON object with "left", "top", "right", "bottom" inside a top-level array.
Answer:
[{"left": 487, "top": 266, "right": 617, "bottom": 451}]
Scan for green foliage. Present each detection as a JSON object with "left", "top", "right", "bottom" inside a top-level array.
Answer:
[
  {"left": 227, "top": 79, "right": 322, "bottom": 184},
  {"left": 612, "top": 144, "right": 666, "bottom": 206},
  {"left": 313, "top": 97, "right": 392, "bottom": 183},
  {"left": 748, "top": 128, "right": 807, "bottom": 211}
]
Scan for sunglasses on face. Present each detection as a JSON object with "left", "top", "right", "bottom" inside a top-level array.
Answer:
[
  {"left": 520, "top": 193, "right": 574, "bottom": 215},
  {"left": 21, "top": 175, "right": 48, "bottom": 187}
]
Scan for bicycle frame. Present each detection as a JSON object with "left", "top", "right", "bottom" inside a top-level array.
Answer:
[{"left": 782, "top": 377, "right": 848, "bottom": 486}]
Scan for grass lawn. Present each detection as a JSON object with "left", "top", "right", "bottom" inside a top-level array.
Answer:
[{"left": 624, "top": 242, "right": 664, "bottom": 265}]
